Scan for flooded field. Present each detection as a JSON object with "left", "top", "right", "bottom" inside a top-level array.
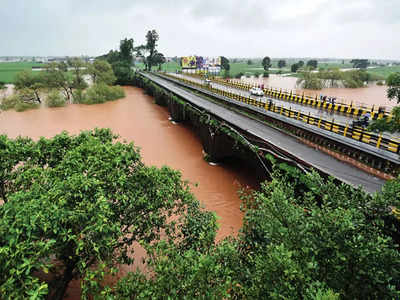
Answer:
[{"left": 242, "top": 74, "right": 395, "bottom": 110}]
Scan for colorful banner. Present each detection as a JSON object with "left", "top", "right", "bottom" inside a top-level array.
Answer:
[{"left": 181, "top": 56, "right": 197, "bottom": 69}]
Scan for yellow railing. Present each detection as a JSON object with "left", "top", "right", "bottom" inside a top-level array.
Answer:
[{"left": 162, "top": 73, "right": 400, "bottom": 155}]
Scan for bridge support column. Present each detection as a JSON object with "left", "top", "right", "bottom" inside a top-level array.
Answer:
[
  {"left": 198, "top": 124, "right": 235, "bottom": 163},
  {"left": 168, "top": 98, "right": 187, "bottom": 122}
]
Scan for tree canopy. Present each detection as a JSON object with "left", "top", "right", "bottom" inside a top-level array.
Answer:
[
  {"left": 351, "top": 59, "right": 370, "bottom": 69},
  {"left": 306, "top": 59, "right": 318, "bottom": 69},
  {"left": 0, "top": 129, "right": 217, "bottom": 299},
  {"left": 278, "top": 59, "right": 286, "bottom": 68},
  {"left": 262, "top": 56, "right": 271, "bottom": 70},
  {"left": 221, "top": 56, "right": 230, "bottom": 71}
]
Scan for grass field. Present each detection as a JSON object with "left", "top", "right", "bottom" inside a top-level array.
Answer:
[
  {"left": 0, "top": 62, "right": 44, "bottom": 83},
  {"left": 136, "top": 60, "right": 400, "bottom": 81},
  {"left": 366, "top": 66, "right": 400, "bottom": 79}
]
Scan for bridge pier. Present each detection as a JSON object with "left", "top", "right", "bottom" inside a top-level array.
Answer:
[
  {"left": 198, "top": 124, "right": 235, "bottom": 163},
  {"left": 168, "top": 98, "right": 187, "bottom": 122}
]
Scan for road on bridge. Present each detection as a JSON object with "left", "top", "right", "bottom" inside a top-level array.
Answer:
[
  {"left": 143, "top": 72, "right": 386, "bottom": 193},
  {"left": 172, "top": 73, "right": 399, "bottom": 140}
]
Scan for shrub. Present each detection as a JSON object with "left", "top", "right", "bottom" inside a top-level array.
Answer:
[
  {"left": 0, "top": 94, "right": 39, "bottom": 112},
  {"left": 235, "top": 72, "right": 244, "bottom": 79},
  {"left": 72, "top": 89, "right": 87, "bottom": 104},
  {"left": 263, "top": 71, "right": 269, "bottom": 78},
  {"left": 254, "top": 71, "right": 260, "bottom": 77},
  {"left": 14, "top": 101, "right": 39, "bottom": 112},
  {"left": 376, "top": 80, "right": 384, "bottom": 86},
  {"left": 0, "top": 95, "right": 19, "bottom": 110},
  {"left": 45, "top": 90, "right": 66, "bottom": 107},
  {"left": 83, "top": 83, "right": 125, "bottom": 105}
]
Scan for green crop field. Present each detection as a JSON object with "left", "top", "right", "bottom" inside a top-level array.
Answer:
[
  {"left": 0, "top": 62, "right": 44, "bottom": 83},
  {"left": 366, "top": 66, "right": 400, "bottom": 79}
]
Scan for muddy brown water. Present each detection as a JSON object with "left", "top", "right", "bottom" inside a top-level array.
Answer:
[
  {"left": 0, "top": 86, "right": 256, "bottom": 299},
  {"left": 241, "top": 75, "right": 396, "bottom": 110}
]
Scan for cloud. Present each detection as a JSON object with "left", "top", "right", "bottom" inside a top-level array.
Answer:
[{"left": 0, "top": 0, "right": 398, "bottom": 59}]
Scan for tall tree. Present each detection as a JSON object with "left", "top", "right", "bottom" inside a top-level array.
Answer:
[
  {"left": 119, "top": 38, "right": 134, "bottom": 64},
  {"left": 14, "top": 70, "right": 45, "bottom": 103},
  {"left": 87, "top": 60, "right": 116, "bottom": 85},
  {"left": 291, "top": 63, "right": 300, "bottom": 73},
  {"left": 306, "top": 59, "right": 318, "bottom": 70},
  {"left": 350, "top": 59, "right": 370, "bottom": 69},
  {"left": 298, "top": 60, "right": 305, "bottom": 68},
  {"left": 262, "top": 56, "right": 271, "bottom": 71},
  {"left": 278, "top": 60, "right": 286, "bottom": 68},
  {"left": 221, "top": 56, "right": 230, "bottom": 71},
  {"left": 152, "top": 52, "right": 166, "bottom": 71},
  {"left": 145, "top": 30, "right": 159, "bottom": 71}
]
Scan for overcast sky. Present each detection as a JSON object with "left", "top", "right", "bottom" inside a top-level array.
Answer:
[{"left": 1, "top": 0, "right": 399, "bottom": 59}]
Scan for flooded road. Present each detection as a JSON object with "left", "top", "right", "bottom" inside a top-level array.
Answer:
[
  {"left": 0, "top": 86, "right": 256, "bottom": 298},
  {"left": 243, "top": 74, "right": 395, "bottom": 109}
]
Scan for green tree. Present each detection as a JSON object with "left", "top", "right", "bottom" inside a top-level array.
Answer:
[
  {"left": 42, "top": 62, "right": 73, "bottom": 101},
  {"left": 0, "top": 129, "right": 217, "bottom": 299},
  {"left": 307, "top": 59, "right": 318, "bottom": 70},
  {"left": 221, "top": 56, "right": 230, "bottom": 71},
  {"left": 298, "top": 60, "right": 305, "bottom": 68},
  {"left": 291, "top": 63, "right": 300, "bottom": 73},
  {"left": 350, "top": 59, "right": 370, "bottom": 69},
  {"left": 119, "top": 38, "right": 134, "bottom": 64},
  {"left": 247, "top": 59, "right": 253, "bottom": 65},
  {"left": 278, "top": 59, "right": 286, "bottom": 68},
  {"left": 387, "top": 72, "right": 400, "bottom": 103},
  {"left": 297, "top": 69, "right": 323, "bottom": 89},
  {"left": 262, "top": 56, "right": 271, "bottom": 70},
  {"left": 0, "top": 81, "right": 6, "bottom": 98},
  {"left": 236, "top": 169, "right": 400, "bottom": 299},
  {"left": 69, "top": 58, "right": 88, "bottom": 92},
  {"left": 14, "top": 70, "right": 44, "bottom": 103},
  {"left": 144, "top": 30, "right": 159, "bottom": 71},
  {"left": 87, "top": 60, "right": 116, "bottom": 85},
  {"left": 152, "top": 52, "right": 166, "bottom": 71}
]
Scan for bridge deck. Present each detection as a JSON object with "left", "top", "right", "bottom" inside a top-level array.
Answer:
[
  {"left": 173, "top": 74, "right": 399, "bottom": 140},
  {"left": 142, "top": 73, "right": 386, "bottom": 193}
]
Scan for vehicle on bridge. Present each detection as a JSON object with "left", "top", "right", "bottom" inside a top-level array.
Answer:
[
  {"left": 352, "top": 112, "right": 371, "bottom": 129},
  {"left": 250, "top": 87, "right": 264, "bottom": 96}
]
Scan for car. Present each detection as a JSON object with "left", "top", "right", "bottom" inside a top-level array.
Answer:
[{"left": 250, "top": 87, "right": 264, "bottom": 96}]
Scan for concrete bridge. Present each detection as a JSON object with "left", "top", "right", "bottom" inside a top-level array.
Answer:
[{"left": 139, "top": 72, "right": 395, "bottom": 193}]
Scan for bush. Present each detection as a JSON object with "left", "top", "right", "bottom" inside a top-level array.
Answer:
[
  {"left": 0, "top": 94, "right": 39, "bottom": 112},
  {"left": 376, "top": 80, "right": 384, "bottom": 86},
  {"left": 83, "top": 83, "right": 125, "bottom": 105},
  {"left": 263, "top": 71, "right": 269, "bottom": 78},
  {"left": 254, "top": 71, "right": 260, "bottom": 77},
  {"left": 0, "top": 95, "right": 19, "bottom": 110},
  {"left": 72, "top": 89, "right": 87, "bottom": 104},
  {"left": 45, "top": 90, "right": 66, "bottom": 107},
  {"left": 14, "top": 101, "right": 39, "bottom": 112},
  {"left": 235, "top": 72, "right": 244, "bottom": 79}
]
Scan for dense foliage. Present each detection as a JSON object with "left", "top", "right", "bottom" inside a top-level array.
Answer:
[
  {"left": 0, "top": 129, "right": 217, "bottom": 299},
  {"left": 106, "top": 165, "right": 400, "bottom": 299},
  {"left": 45, "top": 89, "right": 67, "bottom": 107}
]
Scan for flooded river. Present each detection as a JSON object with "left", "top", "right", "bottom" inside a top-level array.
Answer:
[
  {"left": 0, "top": 86, "right": 256, "bottom": 298},
  {"left": 242, "top": 74, "right": 396, "bottom": 110}
]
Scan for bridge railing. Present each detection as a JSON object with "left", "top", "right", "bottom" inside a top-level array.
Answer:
[
  {"left": 161, "top": 72, "right": 400, "bottom": 155},
  {"left": 185, "top": 74, "right": 391, "bottom": 120}
]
